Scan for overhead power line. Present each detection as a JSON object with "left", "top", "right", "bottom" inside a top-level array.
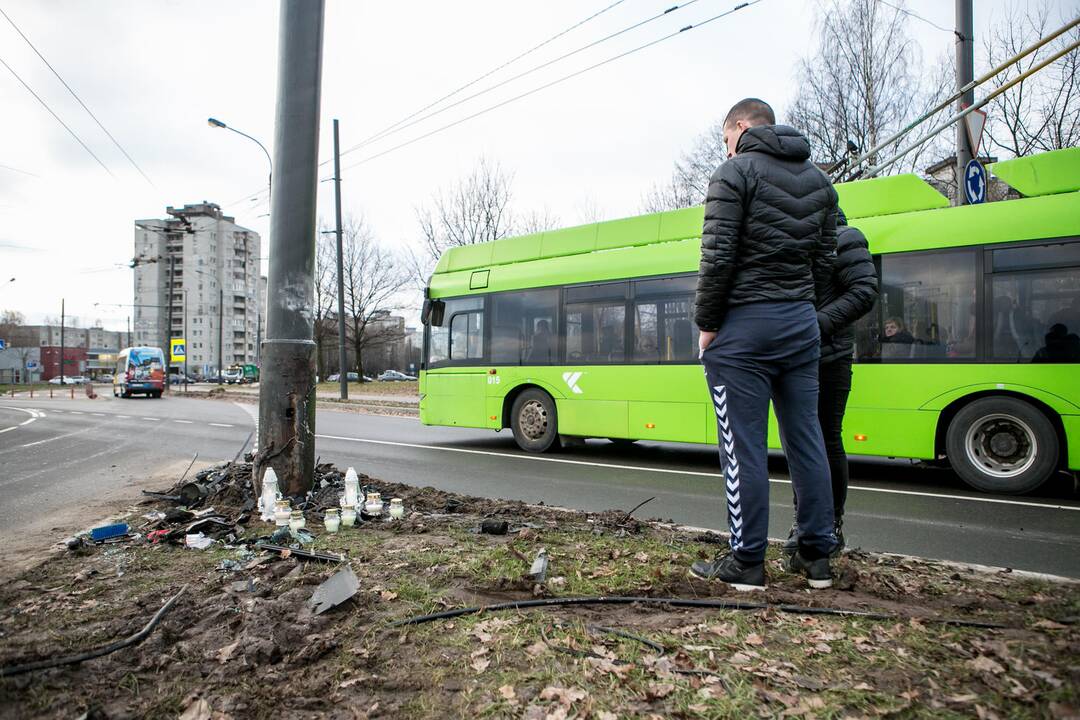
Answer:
[
  {"left": 0, "top": 7, "right": 154, "bottom": 187},
  {"left": 0, "top": 162, "right": 40, "bottom": 178},
  {"left": 231, "top": 0, "right": 703, "bottom": 208},
  {"left": 875, "top": 0, "right": 957, "bottom": 37},
  {"left": 336, "top": 0, "right": 706, "bottom": 162},
  {"left": 0, "top": 54, "right": 114, "bottom": 177},
  {"left": 339, "top": 0, "right": 764, "bottom": 174},
  {"left": 348, "top": 0, "right": 632, "bottom": 154}
]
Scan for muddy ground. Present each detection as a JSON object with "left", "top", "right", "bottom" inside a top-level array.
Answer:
[{"left": 0, "top": 463, "right": 1077, "bottom": 719}]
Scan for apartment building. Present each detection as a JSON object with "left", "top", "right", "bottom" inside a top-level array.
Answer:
[{"left": 133, "top": 202, "right": 266, "bottom": 376}]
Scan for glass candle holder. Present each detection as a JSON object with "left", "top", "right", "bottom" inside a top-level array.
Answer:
[
  {"left": 289, "top": 510, "right": 306, "bottom": 531},
  {"left": 274, "top": 499, "right": 291, "bottom": 527},
  {"left": 389, "top": 498, "right": 405, "bottom": 520},
  {"left": 324, "top": 508, "right": 340, "bottom": 533},
  {"left": 364, "top": 492, "right": 383, "bottom": 517}
]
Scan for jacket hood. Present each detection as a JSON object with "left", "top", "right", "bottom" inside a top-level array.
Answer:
[{"left": 736, "top": 124, "right": 811, "bottom": 161}]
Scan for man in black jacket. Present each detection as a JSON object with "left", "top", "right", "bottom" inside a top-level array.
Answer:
[
  {"left": 784, "top": 209, "right": 878, "bottom": 556},
  {"left": 690, "top": 98, "right": 838, "bottom": 590}
]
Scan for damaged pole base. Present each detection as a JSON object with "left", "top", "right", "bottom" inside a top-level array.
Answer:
[{"left": 256, "top": 339, "right": 317, "bottom": 498}]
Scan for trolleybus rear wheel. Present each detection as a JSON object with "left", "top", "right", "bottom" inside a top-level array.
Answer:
[
  {"left": 946, "top": 396, "right": 1058, "bottom": 494},
  {"left": 511, "top": 389, "right": 560, "bottom": 453}
]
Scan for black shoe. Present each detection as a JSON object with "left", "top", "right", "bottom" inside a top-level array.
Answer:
[
  {"left": 782, "top": 518, "right": 798, "bottom": 556},
  {"left": 785, "top": 551, "right": 833, "bottom": 589},
  {"left": 689, "top": 552, "right": 766, "bottom": 590},
  {"left": 830, "top": 517, "right": 845, "bottom": 559}
]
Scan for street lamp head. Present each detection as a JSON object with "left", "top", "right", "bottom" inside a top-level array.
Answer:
[{"left": 207, "top": 117, "right": 227, "bottom": 129}]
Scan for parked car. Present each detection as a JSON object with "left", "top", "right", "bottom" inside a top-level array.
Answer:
[
  {"left": 203, "top": 374, "right": 225, "bottom": 384},
  {"left": 327, "top": 372, "right": 371, "bottom": 383},
  {"left": 378, "top": 370, "right": 417, "bottom": 381},
  {"left": 48, "top": 375, "right": 87, "bottom": 385},
  {"left": 168, "top": 373, "right": 194, "bottom": 385},
  {"left": 97, "top": 373, "right": 114, "bottom": 383}
]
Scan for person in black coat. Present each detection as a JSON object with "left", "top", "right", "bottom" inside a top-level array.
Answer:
[
  {"left": 784, "top": 208, "right": 878, "bottom": 556},
  {"left": 690, "top": 98, "right": 839, "bottom": 591}
]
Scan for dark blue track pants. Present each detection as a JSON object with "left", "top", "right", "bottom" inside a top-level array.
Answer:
[{"left": 701, "top": 301, "right": 836, "bottom": 563}]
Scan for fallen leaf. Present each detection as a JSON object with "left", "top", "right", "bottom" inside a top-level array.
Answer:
[
  {"left": 539, "top": 686, "right": 588, "bottom": 707},
  {"left": 216, "top": 641, "right": 239, "bottom": 665},
  {"left": 852, "top": 682, "right": 873, "bottom": 691},
  {"left": 647, "top": 682, "right": 676, "bottom": 699},
  {"left": 1033, "top": 619, "right": 1067, "bottom": 630},
  {"left": 379, "top": 590, "right": 398, "bottom": 602},
  {"left": 525, "top": 640, "right": 549, "bottom": 657},
  {"left": 471, "top": 657, "right": 490, "bottom": 673},
  {"left": 744, "top": 633, "right": 764, "bottom": 646},
  {"left": 471, "top": 647, "right": 489, "bottom": 659},
  {"left": 498, "top": 684, "right": 516, "bottom": 701},
  {"left": 339, "top": 677, "right": 362, "bottom": 689},
  {"left": 634, "top": 552, "right": 650, "bottom": 562},
  {"left": 178, "top": 698, "right": 212, "bottom": 720},
  {"left": 969, "top": 655, "right": 1005, "bottom": 675}
]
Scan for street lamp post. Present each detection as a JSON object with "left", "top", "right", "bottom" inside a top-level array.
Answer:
[{"left": 207, "top": 117, "right": 273, "bottom": 199}]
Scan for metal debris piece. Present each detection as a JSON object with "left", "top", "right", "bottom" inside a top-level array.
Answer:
[
  {"left": 308, "top": 567, "right": 360, "bottom": 615},
  {"left": 529, "top": 548, "right": 549, "bottom": 584},
  {"left": 480, "top": 519, "right": 509, "bottom": 535}
]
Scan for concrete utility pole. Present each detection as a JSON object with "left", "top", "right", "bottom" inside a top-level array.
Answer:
[
  {"left": 165, "top": 255, "right": 174, "bottom": 393},
  {"left": 333, "top": 118, "right": 348, "bottom": 400},
  {"left": 59, "top": 298, "right": 65, "bottom": 385},
  {"left": 955, "top": 0, "right": 974, "bottom": 204},
  {"left": 257, "top": 0, "right": 325, "bottom": 497},
  {"left": 218, "top": 286, "right": 224, "bottom": 380}
]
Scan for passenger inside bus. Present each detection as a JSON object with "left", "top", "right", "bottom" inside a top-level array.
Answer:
[{"left": 528, "top": 319, "right": 554, "bottom": 363}]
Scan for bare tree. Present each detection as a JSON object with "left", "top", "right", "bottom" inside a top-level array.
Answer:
[
  {"left": 518, "top": 207, "right": 561, "bottom": 235},
  {"left": 641, "top": 123, "right": 726, "bottom": 212},
  {"left": 416, "top": 156, "right": 515, "bottom": 266},
  {"left": 312, "top": 223, "right": 338, "bottom": 379},
  {"left": 339, "top": 216, "right": 410, "bottom": 379},
  {"left": 983, "top": 1, "right": 1080, "bottom": 157},
  {"left": 787, "top": 0, "right": 951, "bottom": 173}
]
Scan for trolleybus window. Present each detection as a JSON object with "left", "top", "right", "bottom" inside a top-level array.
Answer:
[
  {"left": 631, "top": 275, "right": 698, "bottom": 363},
  {"left": 428, "top": 296, "right": 482, "bottom": 367},
  {"left": 490, "top": 289, "right": 558, "bottom": 365},
  {"left": 862, "top": 249, "right": 977, "bottom": 361},
  {"left": 564, "top": 283, "right": 628, "bottom": 364},
  {"left": 450, "top": 310, "right": 484, "bottom": 361},
  {"left": 989, "top": 241, "right": 1080, "bottom": 363}
]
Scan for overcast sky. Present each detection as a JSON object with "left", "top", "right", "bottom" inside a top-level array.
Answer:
[{"left": 0, "top": 0, "right": 1071, "bottom": 331}]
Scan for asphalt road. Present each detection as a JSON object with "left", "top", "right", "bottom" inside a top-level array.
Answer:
[{"left": 2, "top": 394, "right": 1078, "bottom": 578}]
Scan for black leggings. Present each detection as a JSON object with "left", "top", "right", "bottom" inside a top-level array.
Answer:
[{"left": 793, "top": 356, "right": 852, "bottom": 518}]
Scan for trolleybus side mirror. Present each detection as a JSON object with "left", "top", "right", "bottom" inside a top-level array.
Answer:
[{"left": 422, "top": 299, "right": 446, "bottom": 327}]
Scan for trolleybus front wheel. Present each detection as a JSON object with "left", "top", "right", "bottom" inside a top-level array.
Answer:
[
  {"left": 946, "top": 396, "right": 1058, "bottom": 495},
  {"left": 511, "top": 389, "right": 561, "bottom": 453}
]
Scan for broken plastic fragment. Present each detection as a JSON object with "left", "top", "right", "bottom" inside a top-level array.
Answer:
[
  {"left": 90, "top": 523, "right": 129, "bottom": 541},
  {"left": 529, "top": 549, "right": 549, "bottom": 583},
  {"left": 308, "top": 566, "right": 360, "bottom": 615}
]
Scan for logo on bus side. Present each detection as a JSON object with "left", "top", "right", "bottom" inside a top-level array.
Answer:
[{"left": 562, "top": 371, "right": 584, "bottom": 394}]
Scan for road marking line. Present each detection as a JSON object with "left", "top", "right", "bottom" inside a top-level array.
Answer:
[
  {"left": 19, "top": 419, "right": 35, "bottom": 425},
  {"left": 314, "top": 433, "right": 1080, "bottom": 513},
  {"left": 117, "top": 415, "right": 130, "bottom": 419},
  {"left": 91, "top": 413, "right": 105, "bottom": 417},
  {"left": 209, "top": 423, "right": 233, "bottom": 428},
  {"left": 174, "top": 420, "right": 193, "bottom": 424},
  {"left": 142, "top": 417, "right": 159, "bottom": 421},
  {"left": 0, "top": 426, "right": 16, "bottom": 434},
  {"left": 69, "top": 411, "right": 83, "bottom": 415}
]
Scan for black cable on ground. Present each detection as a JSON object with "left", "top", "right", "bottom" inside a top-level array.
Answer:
[
  {"left": 387, "top": 595, "right": 1007, "bottom": 629},
  {"left": 0, "top": 585, "right": 188, "bottom": 678}
]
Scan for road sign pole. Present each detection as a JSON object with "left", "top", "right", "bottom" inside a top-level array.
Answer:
[
  {"left": 60, "top": 298, "right": 65, "bottom": 385},
  {"left": 257, "top": 0, "right": 326, "bottom": 497},
  {"left": 955, "top": 0, "right": 975, "bottom": 204}
]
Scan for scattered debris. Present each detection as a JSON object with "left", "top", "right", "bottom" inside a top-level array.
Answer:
[
  {"left": 0, "top": 585, "right": 188, "bottom": 678},
  {"left": 89, "top": 523, "right": 129, "bottom": 542},
  {"left": 530, "top": 548, "right": 549, "bottom": 584},
  {"left": 308, "top": 566, "right": 360, "bottom": 615},
  {"left": 184, "top": 533, "right": 213, "bottom": 550},
  {"left": 255, "top": 543, "right": 344, "bottom": 563},
  {"left": 481, "top": 519, "right": 509, "bottom": 535}
]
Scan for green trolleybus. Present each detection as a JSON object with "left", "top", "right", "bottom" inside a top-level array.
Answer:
[{"left": 419, "top": 148, "right": 1080, "bottom": 495}]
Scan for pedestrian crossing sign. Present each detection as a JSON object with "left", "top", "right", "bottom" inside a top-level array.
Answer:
[{"left": 171, "top": 338, "right": 186, "bottom": 362}]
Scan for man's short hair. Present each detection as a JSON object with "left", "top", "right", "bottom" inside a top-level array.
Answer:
[{"left": 723, "top": 98, "right": 775, "bottom": 128}]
